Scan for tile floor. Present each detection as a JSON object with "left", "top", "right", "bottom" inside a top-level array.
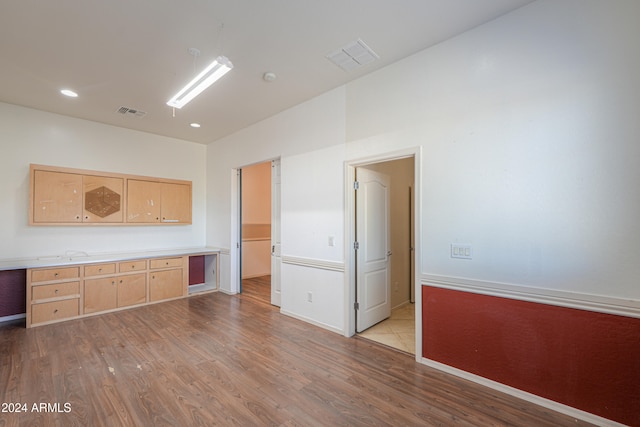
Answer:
[{"left": 358, "top": 303, "right": 415, "bottom": 354}]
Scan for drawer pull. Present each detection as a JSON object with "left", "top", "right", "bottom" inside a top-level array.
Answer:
[
  {"left": 55, "top": 289, "right": 59, "bottom": 294},
  {"left": 54, "top": 273, "right": 59, "bottom": 277},
  {"left": 99, "top": 268, "right": 102, "bottom": 272}
]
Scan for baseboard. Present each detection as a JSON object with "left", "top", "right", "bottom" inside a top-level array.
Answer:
[
  {"left": 419, "top": 357, "right": 625, "bottom": 427},
  {"left": 280, "top": 309, "right": 344, "bottom": 335},
  {"left": 0, "top": 313, "right": 26, "bottom": 324}
]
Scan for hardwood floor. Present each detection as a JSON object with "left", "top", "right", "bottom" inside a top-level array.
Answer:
[
  {"left": 0, "top": 292, "right": 595, "bottom": 426},
  {"left": 241, "top": 275, "right": 271, "bottom": 304}
]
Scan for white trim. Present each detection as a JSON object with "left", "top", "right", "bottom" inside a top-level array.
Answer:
[
  {"left": 0, "top": 313, "right": 26, "bottom": 323},
  {"left": 420, "top": 357, "right": 625, "bottom": 427},
  {"left": 280, "top": 309, "right": 344, "bottom": 335},
  {"left": 422, "top": 274, "right": 640, "bottom": 319},
  {"left": 281, "top": 255, "right": 344, "bottom": 272},
  {"left": 344, "top": 146, "right": 422, "bottom": 348}
]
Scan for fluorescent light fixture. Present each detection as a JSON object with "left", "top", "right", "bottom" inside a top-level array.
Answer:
[
  {"left": 167, "top": 55, "right": 233, "bottom": 109},
  {"left": 60, "top": 89, "right": 78, "bottom": 97}
]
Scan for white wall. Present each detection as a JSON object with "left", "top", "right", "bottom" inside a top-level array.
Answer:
[
  {"left": 207, "top": 0, "right": 640, "bottom": 332},
  {"left": 0, "top": 103, "right": 207, "bottom": 260},
  {"left": 346, "top": 0, "right": 640, "bottom": 301}
]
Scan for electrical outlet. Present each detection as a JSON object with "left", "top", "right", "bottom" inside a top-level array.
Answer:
[
  {"left": 451, "top": 244, "right": 472, "bottom": 259},
  {"left": 307, "top": 291, "right": 313, "bottom": 302}
]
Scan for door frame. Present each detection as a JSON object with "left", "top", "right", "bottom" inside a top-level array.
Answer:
[
  {"left": 231, "top": 158, "right": 282, "bottom": 300},
  {"left": 344, "top": 147, "right": 422, "bottom": 360}
]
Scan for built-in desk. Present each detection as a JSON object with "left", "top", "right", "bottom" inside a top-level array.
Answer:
[{"left": 0, "top": 247, "right": 220, "bottom": 327}]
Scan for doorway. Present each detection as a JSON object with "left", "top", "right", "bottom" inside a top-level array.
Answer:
[
  {"left": 237, "top": 160, "right": 281, "bottom": 306},
  {"left": 348, "top": 154, "right": 417, "bottom": 355}
]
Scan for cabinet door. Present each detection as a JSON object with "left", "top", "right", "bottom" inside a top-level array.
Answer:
[
  {"left": 161, "top": 182, "right": 191, "bottom": 223},
  {"left": 117, "top": 273, "right": 146, "bottom": 307},
  {"left": 149, "top": 269, "right": 184, "bottom": 302},
  {"left": 127, "top": 180, "right": 161, "bottom": 223},
  {"left": 84, "top": 277, "right": 117, "bottom": 314},
  {"left": 83, "top": 175, "right": 124, "bottom": 223},
  {"left": 32, "top": 170, "right": 82, "bottom": 223}
]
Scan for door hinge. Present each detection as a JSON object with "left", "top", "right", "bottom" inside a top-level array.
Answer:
[
  {"left": 353, "top": 181, "right": 359, "bottom": 190},
  {"left": 353, "top": 241, "right": 359, "bottom": 250},
  {"left": 354, "top": 302, "right": 359, "bottom": 310}
]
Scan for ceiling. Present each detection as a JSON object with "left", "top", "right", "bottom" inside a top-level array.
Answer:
[{"left": 0, "top": 0, "right": 534, "bottom": 144}]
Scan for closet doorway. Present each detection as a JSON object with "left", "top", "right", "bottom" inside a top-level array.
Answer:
[{"left": 351, "top": 156, "right": 416, "bottom": 354}]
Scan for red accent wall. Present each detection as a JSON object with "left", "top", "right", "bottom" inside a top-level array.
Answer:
[
  {"left": 0, "top": 269, "right": 26, "bottom": 317},
  {"left": 422, "top": 286, "right": 640, "bottom": 426},
  {"left": 188, "top": 256, "right": 205, "bottom": 286}
]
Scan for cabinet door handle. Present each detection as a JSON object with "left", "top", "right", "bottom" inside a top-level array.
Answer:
[
  {"left": 54, "top": 289, "right": 59, "bottom": 294},
  {"left": 54, "top": 273, "right": 59, "bottom": 277},
  {"left": 53, "top": 309, "right": 58, "bottom": 314}
]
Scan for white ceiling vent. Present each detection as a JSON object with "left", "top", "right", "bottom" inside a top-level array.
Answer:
[
  {"left": 326, "top": 38, "right": 379, "bottom": 72},
  {"left": 116, "top": 106, "right": 146, "bottom": 118}
]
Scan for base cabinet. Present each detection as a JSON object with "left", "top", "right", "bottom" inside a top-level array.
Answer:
[
  {"left": 26, "top": 255, "right": 189, "bottom": 327},
  {"left": 149, "top": 269, "right": 183, "bottom": 302},
  {"left": 118, "top": 273, "right": 146, "bottom": 307},
  {"left": 84, "top": 277, "right": 118, "bottom": 314}
]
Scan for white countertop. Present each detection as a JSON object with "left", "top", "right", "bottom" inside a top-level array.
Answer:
[{"left": 0, "top": 247, "right": 221, "bottom": 271}]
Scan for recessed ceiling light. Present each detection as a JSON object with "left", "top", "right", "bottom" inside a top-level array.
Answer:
[
  {"left": 190, "top": 123, "right": 201, "bottom": 128},
  {"left": 60, "top": 89, "right": 78, "bottom": 98}
]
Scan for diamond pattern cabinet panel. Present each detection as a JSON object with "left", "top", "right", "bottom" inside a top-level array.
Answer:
[
  {"left": 32, "top": 170, "right": 83, "bottom": 223},
  {"left": 83, "top": 175, "right": 123, "bottom": 223}
]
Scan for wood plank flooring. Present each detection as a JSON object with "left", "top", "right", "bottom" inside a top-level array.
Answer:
[
  {"left": 241, "top": 275, "right": 271, "bottom": 304},
  {"left": 0, "top": 291, "right": 596, "bottom": 426}
]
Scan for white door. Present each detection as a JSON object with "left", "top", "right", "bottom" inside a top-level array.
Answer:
[
  {"left": 271, "top": 159, "right": 282, "bottom": 307},
  {"left": 356, "top": 167, "right": 391, "bottom": 332}
]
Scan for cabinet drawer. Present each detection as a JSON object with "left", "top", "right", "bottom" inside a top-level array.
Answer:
[
  {"left": 31, "top": 267, "right": 79, "bottom": 283},
  {"left": 119, "top": 260, "right": 147, "bottom": 272},
  {"left": 149, "top": 257, "right": 183, "bottom": 269},
  {"left": 84, "top": 263, "right": 116, "bottom": 277},
  {"left": 32, "top": 281, "right": 80, "bottom": 300},
  {"left": 31, "top": 299, "right": 79, "bottom": 325}
]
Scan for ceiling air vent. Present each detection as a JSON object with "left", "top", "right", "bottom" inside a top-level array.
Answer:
[
  {"left": 326, "top": 38, "right": 379, "bottom": 72},
  {"left": 116, "top": 106, "right": 146, "bottom": 118}
]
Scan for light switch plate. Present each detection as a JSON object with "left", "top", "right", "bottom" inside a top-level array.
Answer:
[{"left": 451, "top": 244, "right": 472, "bottom": 259}]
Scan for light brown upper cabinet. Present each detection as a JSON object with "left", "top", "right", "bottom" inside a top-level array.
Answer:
[
  {"left": 126, "top": 180, "right": 191, "bottom": 224},
  {"left": 31, "top": 170, "right": 124, "bottom": 224},
  {"left": 32, "top": 170, "right": 83, "bottom": 223},
  {"left": 30, "top": 164, "right": 191, "bottom": 226}
]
